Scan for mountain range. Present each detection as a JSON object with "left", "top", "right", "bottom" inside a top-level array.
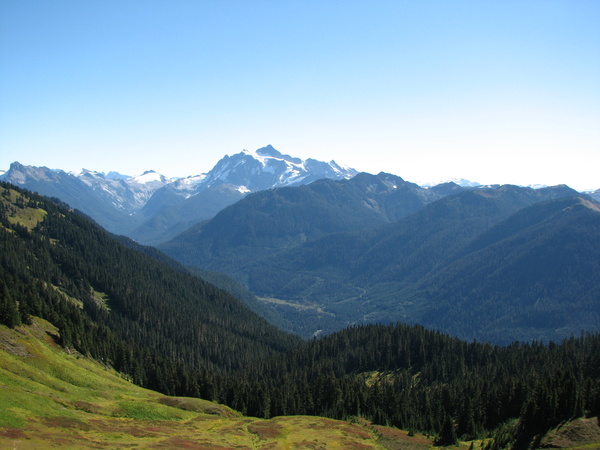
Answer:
[
  {"left": 0, "top": 145, "right": 357, "bottom": 244},
  {"left": 160, "top": 181, "right": 600, "bottom": 343},
  {"left": 159, "top": 172, "right": 443, "bottom": 272},
  {"left": 2, "top": 145, "right": 599, "bottom": 345},
  {"left": 2, "top": 175, "right": 600, "bottom": 449}
]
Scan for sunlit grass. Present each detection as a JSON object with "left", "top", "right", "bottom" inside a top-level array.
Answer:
[
  {"left": 0, "top": 318, "right": 435, "bottom": 448},
  {"left": 0, "top": 187, "right": 48, "bottom": 231}
]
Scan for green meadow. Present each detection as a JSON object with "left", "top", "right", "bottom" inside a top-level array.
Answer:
[{"left": 0, "top": 318, "right": 437, "bottom": 449}]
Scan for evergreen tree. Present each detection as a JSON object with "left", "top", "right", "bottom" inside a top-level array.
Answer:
[
  {"left": 0, "top": 283, "right": 20, "bottom": 328},
  {"left": 435, "top": 413, "right": 458, "bottom": 446}
]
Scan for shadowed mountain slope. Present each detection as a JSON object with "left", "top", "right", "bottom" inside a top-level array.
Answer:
[
  {"left": 159, "top": 172, "right": 441, "bottom": 273},
  {"left": 417, "top": 196, "right": 600, "bottom": 343},
  {"left": 161, "top": 181, "right": 598, "bottom": 342}
]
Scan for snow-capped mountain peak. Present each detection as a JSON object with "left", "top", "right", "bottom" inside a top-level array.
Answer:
[
  {"left": 72, "top": 168, "right": 104, "bottom": 178},
  {"left": 199, "top": 145, "right": 358, "bottom": 193},
  {"left": 253, "top": 145, "right": 302, "bottom": 164},
  {"left": 168, "top": 174, "right": 207, "bottom": 195},
  {"left": 106, "top": 171, "right": 130, "bottom": 180},
  {"left": 1, "top": 146, "right": 358, "bottom": 243},
  {"left": 134, "top": 170, "right": 169, "bottom": 185}
]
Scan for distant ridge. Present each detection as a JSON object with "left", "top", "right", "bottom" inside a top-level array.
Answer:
[
  {"left": 160, "top": 181, "right": 600, "bottom": 343},
  {"left": 0, "top": 146, "right": 357, "bottom": 244},
  {"left": 419, "top": 177, "right": 481, "bottom": 188}
]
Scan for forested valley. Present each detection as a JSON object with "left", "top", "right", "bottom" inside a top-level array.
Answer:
[
  {"left": 160, "top": 180, "right": 600, "bottom": 343},
  {"left": 2, "top": 181, "right": 600, "bottom": 448}
]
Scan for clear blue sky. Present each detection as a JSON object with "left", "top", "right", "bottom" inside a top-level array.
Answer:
[{"left": 1, "top": 0, "right": 599, "bottom": 190}]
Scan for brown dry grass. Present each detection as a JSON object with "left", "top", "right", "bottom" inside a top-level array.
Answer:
[{"left": 540, "top": 416, "right": 600, "bottom": 449}]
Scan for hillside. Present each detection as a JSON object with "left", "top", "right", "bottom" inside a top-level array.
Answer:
[
  {"left": 416, "top": 196, "right": 600, "bottom": 343},
  {"left": 0, "top": 162, "right": 134, "bottom": 235},
  {"left": 161, "top": 181, "right": 598, "bottom": 342},
  {"left": 0, "top": 318, "right": 434, "bottom": 449},
  {"left": 0, "top": 182, "right": 299, "bottom": 392},
  {"left": 4, "top": 319, "right": 600, "bottom": 449},
  {"left": 3, "top": 182, "right": 600, "bottom": 449}
]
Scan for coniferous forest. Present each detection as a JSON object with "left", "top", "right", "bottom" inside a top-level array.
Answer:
[{"left": 2, "top": 181, "right": 600, "bottom": 448}]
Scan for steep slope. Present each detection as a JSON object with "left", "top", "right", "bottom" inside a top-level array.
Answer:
[
  {"left": 588, "top": 188, "right": 600, "bottom": 203},
  {"left": 3, "top": 182, "right": 600, "bottom": 449},
  {"left": 0, "top": 182, "right": 299, "bottom": 390},
  {"left": 77, "top": 168, "right": 171, "bottom": 211},
  {"left": 200, "top": 144, "right": 357, "bottom": 191},
  {"left": 416, "top": 196, "right": 600, "bottom": 343},
  {"left": 3, "top": 314, "right": 600, "bottom": 449},
  {"left": 128, "top": 145, "right": 359, "bottom": 244},
  {"left": 427, "top": 180, "right": 466, "bottom": 196},
  {"left": 342, "top": 184, "right": 580, "bottom": 287},
  {"left": 159, "top": 172, "right": 440, "bottom": 273},
  {"left": 129, "top": 181, "right": 244, "bottom": 245}
]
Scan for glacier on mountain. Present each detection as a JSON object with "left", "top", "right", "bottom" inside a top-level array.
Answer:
[
  {"left": 193, "top": 145, "right": 357, "bottom": 193},
  {"left": 0, "top": 146, "right": 358, "bottom": 243}
]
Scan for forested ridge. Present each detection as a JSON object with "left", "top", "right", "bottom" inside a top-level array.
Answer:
[
  {"left": 2, "top": 182, "right": 600, "bottom": 448},
  {"left": 159, "top": 172, "right": 439, "bottom": 274},
  {"left": 183, "top": 182, "right": 599, "bottom": 342},
  {"left": 0, "top": 182, "right": 299, "bottom": 386},
  {"left": 254, "top": 325, "right": 600, "bottom": 447}
]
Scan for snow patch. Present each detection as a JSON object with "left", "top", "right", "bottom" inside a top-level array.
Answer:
[
  {"left": 135, "top": 170, "right": 166, "bottom": 184},
  {"left": 262, "top": 164, "right": 276, "bottom": 174},
  {"left": 171, "top": 174, "right": 207, "bottom": 190},
  {"left": 244, "top": 148, "right": 269, "bottom": 168},
  {"left": 71, "top": 168, "right": 104, "bottom": 178}
]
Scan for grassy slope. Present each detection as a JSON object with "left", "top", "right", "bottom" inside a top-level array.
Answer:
[
  {"left": 0, "top": 318, "right": 435, "bottom": 449},
  {"left": 2, "top": 188, "right": 47, "bottom": 231}
]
